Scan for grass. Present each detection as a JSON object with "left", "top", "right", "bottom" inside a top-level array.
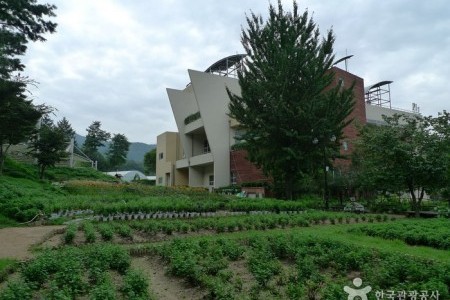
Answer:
[
  {"left": 0, "top": 258, "right": 17, "bottom": 282},
  {"left": 0, "top": 214, "right": 18, "bottom": 229}
]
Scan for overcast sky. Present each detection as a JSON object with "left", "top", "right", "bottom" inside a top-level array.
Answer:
[{"left": 23, "top": 0, "right": 450, "bottom": 143}]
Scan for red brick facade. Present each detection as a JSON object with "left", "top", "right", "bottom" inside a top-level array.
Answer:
[
  {"left": 230, "top": 150, "right": 268, "bottom": 184},
  {"left": 331, "top": 67, "right": 366, "bottom": 169},
  {"left": 229, "top": 67, "right": 366, "bottom": 181}
]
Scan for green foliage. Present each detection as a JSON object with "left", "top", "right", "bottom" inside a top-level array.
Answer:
[
  {"left": 228, "top": 1, "right": 355, "bottom": 199},
  {"left": 3, "top": 244, "right": 136, "bottom": 298},
  {"left": 354, "top": 113, "right": 450, "bottom": 214},
  {"left": 154, "top": 232, "right": 450, "bottom": 299},
  {"left": 29, "top": 120, "right": 68, "bottom": 179},
  {"left": 82, "top": 222, "right": 96, "bottom": 243},
  {"left": 0, "top": 0, "right": 56, "bottom": 78},
  {"left": 0, "top": 0, "right": 57, "bottom": 174},
  {"left": 0, "top": 280, "right": 33, "bottom": 300},
  {"left": 97, "top": 224, "right": 114, "bottom": 241},
  {"left": 64, "top": 224, "right": 77, "bottom": 244},
  {"left": 349, "top": 218, "right": 450, "bottom": 250},
  {"left": 121, "top": 270, "right": 149, "bottom": 299},
  {"left": 82, "top": 121, "right": 110, "bottom": 163},
  {"left": 89, "top": 276, "right": 116, "bottom": 300},
  {"left": 143, "top": 148, "right": 156, "bottom": 175},
  {"left": 107, "top": 133, "right": 130, "bottom": 169}
]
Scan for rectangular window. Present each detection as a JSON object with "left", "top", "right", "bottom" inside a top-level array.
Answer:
[
  {"left": 203, "top": 140, "right": 211, "bottom": 154},
  {"left": 209, "top": 175, "right": 214, "bottom": 186},
  {"left": 158, "top": 152, "right": 164, "bottom": 160},
  {"left": 342, "top": 141, "right": 348, "bottom": 151},
  {"left": 158, "top": 177, "right": 163, "bottom": 184},
  {"left": 230, "top": 172, "right": 237, "bottom": 185}
]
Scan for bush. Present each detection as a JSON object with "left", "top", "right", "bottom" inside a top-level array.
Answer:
[
  {"left": 121, "top": 270, "right": 149, "bottom": 299},
  {"left": 0, "top": 280, "right": 32, "bottom": 300}
]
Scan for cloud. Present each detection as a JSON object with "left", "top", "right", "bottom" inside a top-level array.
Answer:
[{"left": 22, "top": 0, "right": 450, "bottom": 142}]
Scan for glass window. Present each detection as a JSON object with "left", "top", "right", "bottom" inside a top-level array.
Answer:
[
  {"left": 209, "top": 175, "right": 214, "bottom": 186},
  {"left": 159, "top": 152, "right": 164, "bottom": 160}
]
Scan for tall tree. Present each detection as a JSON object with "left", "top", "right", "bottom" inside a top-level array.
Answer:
[
  {"left": 0, "top": 0, "right": 57, "bottom": 174},
  {"left": 107, "top": 133, "right": 130, "bottom": 170},
  {"left": 144, "top": 148, "right": 156, "bottom": 175},
  {"left": 228, "top": 1, "right": 354, "bottom": 199},
  {"left": 29, "top": 118, "right": 67, "bottom": 179},
  {"left": 82, "top": 121, "right": 110, "bottom": 159},
  {"left": 0, "top": 0, "right": 57, "bottom": 79},
  {"left": 56, "top": 117, "right": 75, "bottom": 142},
  {"left": 0, "top": 78, "right": 44, "bottom": 174},
  {"left": 354, "top": 113, "right": 450, "bottom": 216}
]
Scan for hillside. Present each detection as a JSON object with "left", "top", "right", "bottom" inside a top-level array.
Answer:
[{"left": 74, "top": 134, "right": 155, "bottom": 163}]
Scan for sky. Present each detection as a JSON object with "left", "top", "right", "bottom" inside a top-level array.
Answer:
[{"left": 23, "top": 0, "right": 450, "bottom": 144}]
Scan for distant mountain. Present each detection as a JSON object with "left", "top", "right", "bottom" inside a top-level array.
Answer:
[{"left": 74, "top": 133, "right": 155, "bottom": 163}]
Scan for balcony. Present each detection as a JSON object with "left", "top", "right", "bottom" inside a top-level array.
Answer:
[
  {"left": 189, "top": 152, "right": 213, "bottom": 167},
  {"left": 185, "top": 118, "right": 204, "bottom": 134}
]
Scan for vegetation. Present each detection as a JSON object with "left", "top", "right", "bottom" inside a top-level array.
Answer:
[
  {"left": 354, "top": 113, "right": 450, "bottom": 215},
  {"left": 0, "top": 244, "right": 147, "bottom": 299},
  {"left": 29, "top": 117, "right": 68, "bottom": 179},
  {"left": 152, "top": 231, "right": 449, "bottom": 299},
  {"left": 228, "top": 1, "right": 355, "bottom": 199},
  {"left": 348, "top": 218, "right": 450, "bottom": 250},
  {"left": 107, "top": 133, "right": 130, "bottom": 170},
  {"left": 0, "top": 0, "right": 57, "bottom": 175},
  {"left": 143, "top": 148, "right": 156, "bottom": 175}
]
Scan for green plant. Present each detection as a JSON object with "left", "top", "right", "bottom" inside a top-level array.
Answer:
[
  {"left": 121, "top": 270, "right": 149, "bottom": 299},
  {"left": 64, "top": 224, "right": 77, "bottom": 244}
]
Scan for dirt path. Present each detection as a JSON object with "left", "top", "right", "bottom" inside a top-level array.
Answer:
[
  {"left": 131, "top": 257, "right": 206, "bottom": 300},
  {"left": 0, "top": 225, "right": 65, "bottom": 260}
]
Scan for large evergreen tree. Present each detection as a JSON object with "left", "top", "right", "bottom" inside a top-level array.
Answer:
[
  {"left": 228, "top": 1, "right": 355, "bottom": 199},
  {"left": 107, "top": 133, "right": 130, "bottom": 170},
  {"left": 82, "top": 121, "right": 110, "bottom": 159},
  {"left": 56, "top": 117, "right": 75, "bottom": 143},
  {"left": 0, "top": 0, "right": 57, "bottom": 79},
  {"left": 0, "top": 78, "right": 43, "bottom": 174},
  {"left": 0, "top": 0, "right": 56, "bottom": 174}
]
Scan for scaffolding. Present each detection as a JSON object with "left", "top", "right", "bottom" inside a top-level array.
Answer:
[{"left": 364, "top": 80, "right": 393, "bottom": 108}]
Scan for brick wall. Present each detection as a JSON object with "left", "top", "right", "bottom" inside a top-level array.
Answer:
[
  {"left": 331, "top": 67, "right": 366, "bottom": 169},
  {"left": 230, "top": 150, "right": 269, "bottom": 184}
]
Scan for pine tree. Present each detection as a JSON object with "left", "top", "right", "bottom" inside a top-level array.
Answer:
[
  {"left": 107, "top": 133, "right": 130, "bottom": 169},
  {"left": 82, "top": 121, "right": 110, "bottom": 159},
  {"left": 228, "top": 1, "right": 355, "bottom": 199}
]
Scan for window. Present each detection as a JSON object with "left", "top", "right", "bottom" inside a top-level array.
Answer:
[
  {"left": 203, "top": 139, "right": 211, "bottom": 154},
  {"left": 158, "top": 177, "right": 163, "bottom": 184},
  {"left": 338, "top": 77, "right": 344, "bottom": 88},
  {"left": 158, "top": 152, "right": 164, "bottom": 160},
  {"left": 230, "top": 172, "right": 237, "bottom": 185},
  {"left": 342, "top": 141, "right": 348, "bottom": 151},
  {"left": 209, "top": 175, "right": 214, "bottom": 186}
]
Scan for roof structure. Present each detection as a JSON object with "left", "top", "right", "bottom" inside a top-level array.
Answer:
[
  {"left": 204, "top": 54, "right": 246, "bottom": 78},
  {"left": 364, "top": 80, "right": 393, "bottom": 108}
]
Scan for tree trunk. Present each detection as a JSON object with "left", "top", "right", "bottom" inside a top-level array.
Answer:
[
  {"left": 0, "top": 144, "right": 11, "bottom": 175},
  {"left": 408, "top": 182, "right": 420, "bottom": 217}
]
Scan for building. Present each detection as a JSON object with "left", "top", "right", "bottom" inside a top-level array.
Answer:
[
  {"left": 364, "top": 80, "right": 419, "bottom": 125},
  {"left": 156, "top": 55, "right": 376, "bottom": 190}
]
